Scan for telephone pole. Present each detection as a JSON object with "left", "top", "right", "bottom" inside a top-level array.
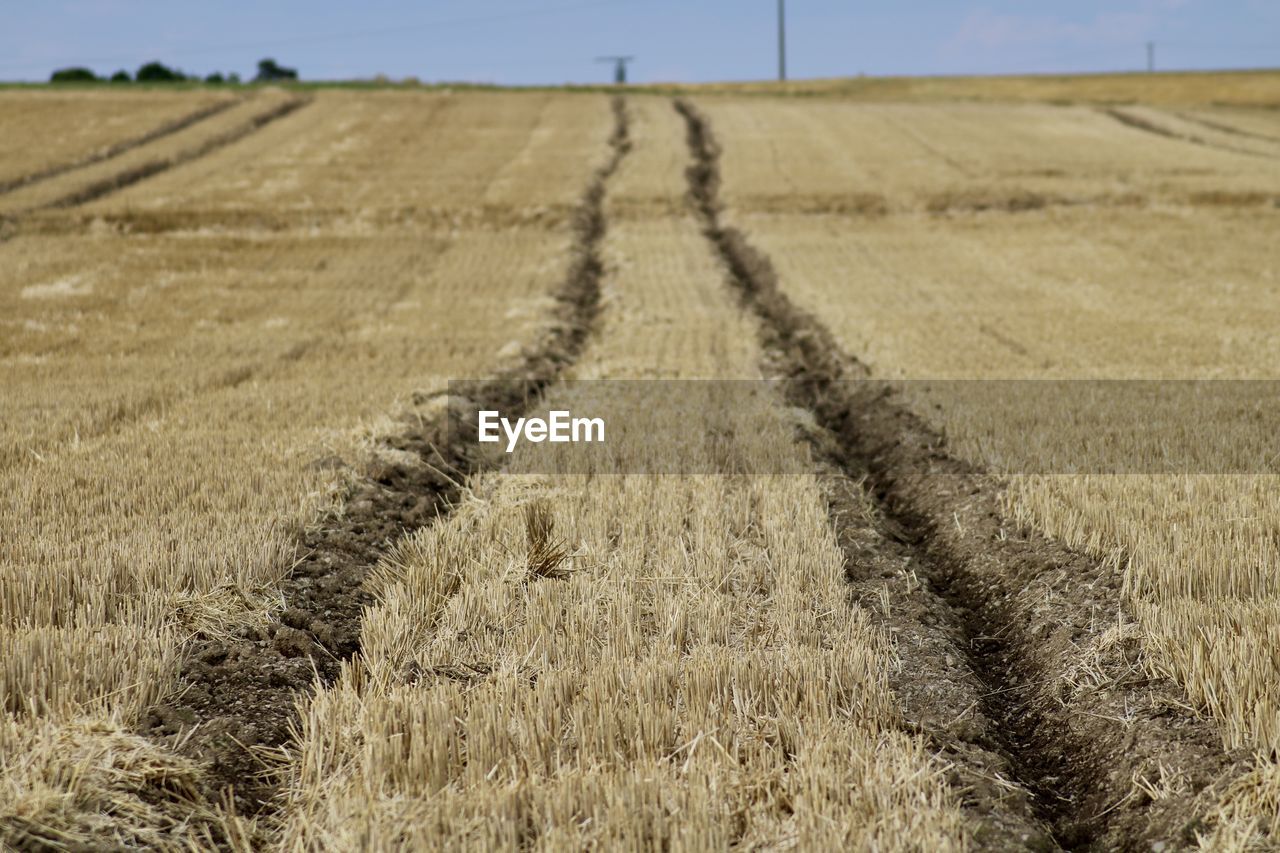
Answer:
[
  {"left": 595, "top": 56, "right": 634, "bottom": 84},
  {"left": 777, "top": 0, "right": 787, "bottom": 81},
  {"left": 1147, "top": 41, "right": 1155, "bottom": 72}
]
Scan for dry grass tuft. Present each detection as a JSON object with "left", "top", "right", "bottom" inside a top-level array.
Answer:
[
  {"left": 524, "top": 499, "right": 573, "bottom": 580},
  {"left": 0, "top": 717, "right": 252, "bottom": 851}
]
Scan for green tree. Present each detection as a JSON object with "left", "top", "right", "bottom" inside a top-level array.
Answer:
[
  {"left": 110, "top": 70, "right": 131, "bottom": 83},
  {"left": 50, "top": 67, "right": 98, "bottom": 83},
  {"left": 254, "top": 58, "right": 298, "bottom": 81},
  {"left": 136, "top": 61, "right": 184, "bottom": 82}
]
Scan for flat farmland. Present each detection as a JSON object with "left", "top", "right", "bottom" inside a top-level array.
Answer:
[{"left": 2, "top": 78, "right": 1279, "bottom": 850}]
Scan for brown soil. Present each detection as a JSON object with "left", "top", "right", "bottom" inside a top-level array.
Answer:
[
  {"left": 0, "top": 96, "right": 242, "bottom": 197},
  {"left": 135, "top": 96, "right": 630, "bottom": 832},
  {"left": 676, "top": 97, "right": 1252, "bottom": 851},
  {"left": 822, "top": 464, "right": 1057, "bottom": 849}
]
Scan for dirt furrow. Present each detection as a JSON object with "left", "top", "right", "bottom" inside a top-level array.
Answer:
[
  {"left": 675, "top": 98, "right": 1248, "bottom": 851},
  {"left": 133, "top": 97, "right": 629, "bottom": 832},
  {"left": 0, "top": 96, "right": 243, "bottom": 197}
]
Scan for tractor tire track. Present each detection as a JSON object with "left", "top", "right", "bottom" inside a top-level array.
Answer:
[
  {"left": 0, "top": 97, "right": 311, "bottom": 245},
  {"left": 0, "top": 95, "right": 243, "bottom": 197},
  {"left": 1175, "top": 111, "right": 1280, "bottom": 146},
  {"left": 3, "top": 335, "right": 330, "bottom": 475},
  {"left": 1103, "top": 107, "right": 1280, "bottom": 161},
  {"left": 875, "top": 109, "right": 978, "bottom": 178},
  {"left": 1, "top": 97, "right": 319, "bottom": 467},
  {"left": 3, "top": 193, "right": 440, "bottom": 476},
  {"left": 135, "top": 96, "right": 630, "bottom": 831},
  {"left": 676, "top": 98, "right": 1248, "bottom": 851},
  {"left": 45, "top": 96, "right": 312, "bottom": 211},
  {"left": 3, "top": 358, "right": 273, "bottom": 472}
]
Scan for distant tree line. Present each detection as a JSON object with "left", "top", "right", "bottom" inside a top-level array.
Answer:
[{"left": 50, "top": 58, "right": 297, "bottom": 84}]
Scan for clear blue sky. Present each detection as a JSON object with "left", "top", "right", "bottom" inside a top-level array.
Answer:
[{"left": 2, "top": 0, "right": 1277, "bottom": 84}]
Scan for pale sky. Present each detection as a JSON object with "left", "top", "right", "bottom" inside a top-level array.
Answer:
[{"left": 2, "top": 0, "right": 1277, "bottom": 84}]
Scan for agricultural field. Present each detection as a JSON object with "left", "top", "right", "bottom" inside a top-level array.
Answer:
[{"left": 2, "top": 74, "right": 1280, "bottom": 850}]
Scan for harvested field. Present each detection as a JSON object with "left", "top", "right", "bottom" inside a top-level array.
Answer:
[
  {"left": 690, "top": 92, "right": 1280, "bottom": 847},
  {"left": 699, "top": 98, "right": 1280, "bottom": 216},
  {"left": 2, "top": 74, "right": 1279, "bottom": 850},
  {"left": 658, "top": 68, "right": 1280, "bottom": 106},
  {"left": 0, "top": 89, "right": 308, "bottom": 218},
  {"left": 1, "top": 88, "right": 613, "bottom": 847}
]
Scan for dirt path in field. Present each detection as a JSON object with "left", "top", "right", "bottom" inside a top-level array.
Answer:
[
  {"left": 675, "top": 98, "right": 1249, "bottom": 851},
  {"left": 1103, "top": 106, "right": 1280, "bottom": 161},
  {"left": 135, "top": 96, "right": 630, "bottom": 828},
  {"left": 0, "top": 96, "right": 243, "bottom": 197}
]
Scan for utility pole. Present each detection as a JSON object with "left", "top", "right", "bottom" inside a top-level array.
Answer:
[
  {"left": 777, "top": 0, "right": 787, "bottom": 81},
  {"left": 595, "top": 56, "right": 634, "bottom": 85},
  {"left": 1147, "top": 41, "right": 1155, "bottom": 73}
]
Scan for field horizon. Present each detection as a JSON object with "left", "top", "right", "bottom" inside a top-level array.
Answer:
[{"left": 7, "top": 66, "right": 1280, "bottom": 106}]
